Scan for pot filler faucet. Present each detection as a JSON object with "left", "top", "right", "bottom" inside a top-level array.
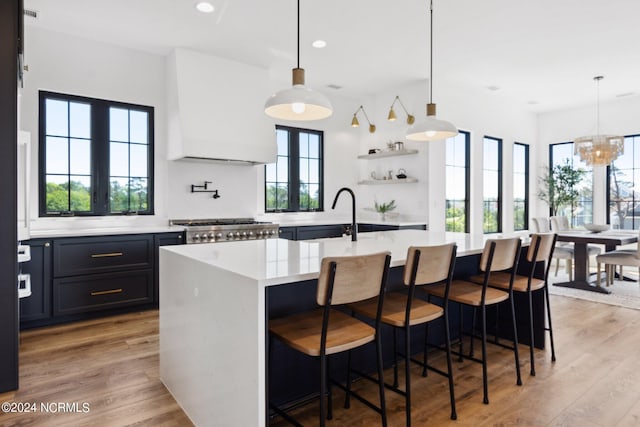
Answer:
[{"left": 331, "top": 187, "right": 357, "bottom": 242}]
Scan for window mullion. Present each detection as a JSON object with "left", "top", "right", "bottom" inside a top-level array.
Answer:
[
  {"left": 290, "top": 129, "right": 300, "bottom": 211},
  {"left": 93, "top": 101, "right": 108, "bottom": 215}
]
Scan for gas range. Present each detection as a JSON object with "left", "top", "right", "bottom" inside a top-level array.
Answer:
[{"left": 169, "top": 218, "right": 279, "bottom": 244}]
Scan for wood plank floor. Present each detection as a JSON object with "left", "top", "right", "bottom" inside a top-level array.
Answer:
[{"left": 2, "top": 295, "right": 640, "bottom": 426}]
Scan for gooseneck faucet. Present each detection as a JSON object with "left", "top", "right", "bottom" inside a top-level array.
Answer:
[{"left": 331, "top": 187, "right": 357, "bottom": 242}]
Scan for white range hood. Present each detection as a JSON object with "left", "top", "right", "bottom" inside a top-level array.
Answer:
[{"left": 166, "top": 48, "right": 277, "bottom": 165}]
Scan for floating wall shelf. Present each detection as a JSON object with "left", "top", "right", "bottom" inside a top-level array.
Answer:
[
  {"left": 358, "top": 178, "right": 418, "bottom": 185},
  {"left": 357, "top": 149, "right": 418, "bottom": 160}
]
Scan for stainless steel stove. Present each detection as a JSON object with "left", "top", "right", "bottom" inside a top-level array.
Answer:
[{"left": 169, "top": 218, "right": 279, "bottom": 244}]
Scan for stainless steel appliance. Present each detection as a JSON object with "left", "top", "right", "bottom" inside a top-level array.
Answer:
[{"left": 169, "top": 218, "right": 279, "bottom": 244}]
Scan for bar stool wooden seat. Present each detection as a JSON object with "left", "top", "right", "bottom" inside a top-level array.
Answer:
[
  {"left": 423, "top": 238, "right": 522, "bottom": 405},
  {"left": 470, "top": 233, "right": 557, "bottom": 376},
  {"left": 347, "top": 243, "right": 458, "bottom": 426},
  {"left": 269, "top": 252, "right": 391, "bottom": 427}
]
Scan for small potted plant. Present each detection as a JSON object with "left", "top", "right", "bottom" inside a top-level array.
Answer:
[{"left": 374, "top": 200, "right": 396, "bottom": 221}]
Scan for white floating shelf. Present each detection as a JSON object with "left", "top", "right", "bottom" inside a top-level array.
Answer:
[
  {"left": 357, "top": 149, "right": 418, "bottom": 160},
  {"left": 358, "top": 178, "right": 418, "bottom": 185}
]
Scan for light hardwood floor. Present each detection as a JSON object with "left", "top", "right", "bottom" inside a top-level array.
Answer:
[{"left": 2, "top": 295, "right": 640, "bottom": 426}]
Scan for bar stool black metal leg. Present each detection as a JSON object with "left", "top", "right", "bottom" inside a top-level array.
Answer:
[
  {"left": 404, "top": 325, "right": 412, "bottom": 427},
  {"left": 376, "top": 333, "right": 388, "bottom": 427},
  {"left": 320, "top": 353, "right": 327, "bottom": 427},
  {"left": 393, "top": 328, "right": 399, "bottom": 388},
  {"left": 422, "top": 322, "right": 430, "bottom": 377},
  {"left": 327, "top": 357, "right": 333, "bottom": 420},
  {"left": 344, "top": 349, "right": 352, "bottom": 409},
  {"left": 544, "top": 285, "right": 556, "bottom": 362},
  {"left": 470, "top": 307, "right": 477, "bottom": 358},
  {"left": 510, "top": 293, "right": 522, "bottom": 386},
  {"left": 528, "top": 290, "right": 536, "bottom": 376},
  {"left": 458, "top": 304, "right": 464, "bottom": 362},
  {"left": 481, "top": 305, "right": 489, "bottom": 404},
  {"left": 444, "top": 310, "right": 457, "bottom": 420}
]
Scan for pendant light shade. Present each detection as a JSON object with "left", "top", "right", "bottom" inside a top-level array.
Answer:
[
  {"left": 264, "top": 0, "right": 333, "bottom": 121},
  {"left": 406, "top": 0, "right": 457, "bottom": 141},
  {"left": 573, "top": 76, "right": 624, "bottom": 166}
]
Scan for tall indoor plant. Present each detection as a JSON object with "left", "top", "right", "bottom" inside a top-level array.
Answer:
[{"left": 538, "top": 160, "right": 586, "bottom": 216}]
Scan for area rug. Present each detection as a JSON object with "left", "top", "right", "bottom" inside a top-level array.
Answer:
[{"left": 548, "top": 269, "right": 640, "bottom": 310}]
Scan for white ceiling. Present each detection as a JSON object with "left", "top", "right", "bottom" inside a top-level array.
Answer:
[{"left": 23, "top": 0, "right": 640, "bottom": 113}]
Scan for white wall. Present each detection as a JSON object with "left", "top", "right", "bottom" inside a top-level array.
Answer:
[{"left": 537, "top": 95, "right": 640, "bottom": 224}]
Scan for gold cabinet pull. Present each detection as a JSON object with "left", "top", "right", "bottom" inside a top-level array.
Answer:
[
  {"left": 91, "top": 288, "right": 123, "bottom": 296},
  {"left": 91, "top": 252, "right": 123, "bottom": 258}
]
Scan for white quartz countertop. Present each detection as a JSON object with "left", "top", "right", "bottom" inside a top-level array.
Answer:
[
  {"left": 275, "top": 218, "right": 427, "bottom": 227},
  {"left": 161, "top": 230, "right": 527, "bottom": 287},
  {"left": 29, "top": 225, "right": 185, "bottom": 239}
]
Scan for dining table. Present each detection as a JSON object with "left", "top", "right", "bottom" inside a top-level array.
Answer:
[{"left": 554, "top": 229, "right": 638, "bottom": 294}]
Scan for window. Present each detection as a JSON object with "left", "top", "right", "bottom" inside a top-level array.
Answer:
[
  {"left": 445, "top": 130, "right": 470, "bottom": 232},
  {"left": 483, "top": 136, "right": 502, "bottom": 233},
  {"left": 265, "top": 126, "right": 323, "bottom": 212},
  {"left": 608, "top": 134, "right": 640, "bottom": 229},
  {"left": 549, "top": 142, "right": 593, "bottom": 226},
  {"left": 39, "top": 91, "right": 154, "bottom": 216},
  {"left": 513, "top": 143, "right": 529, "bottom": 231}
]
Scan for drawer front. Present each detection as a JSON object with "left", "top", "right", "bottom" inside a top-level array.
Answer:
[
  {"left": 54, "top": 235, "right": 153, "bottom": 277},
  {"left": 53, "top": 270, "right": 153, "bottom": 316}
]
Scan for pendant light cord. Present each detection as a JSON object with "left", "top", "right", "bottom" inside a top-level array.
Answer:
[
  {"left": 595, "top": 76, "right": 601, "bottom": 134},
  {"left": 297, "top": 0, "right": 300, "bottom": 69},
  {"left": 429, "top": 0, "right": 434, "bottom": 104}
]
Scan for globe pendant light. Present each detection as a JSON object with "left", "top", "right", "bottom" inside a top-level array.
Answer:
[
  {"left": 406, "top": 0, "right": 457, "bottom": 141},
  {"left": 264, "top": 0, "right": 333, "bottom": 121}
]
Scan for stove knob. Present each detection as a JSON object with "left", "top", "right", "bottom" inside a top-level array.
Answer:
[
  {"left": 216, "top": 232, "right": 223, "bottom": 240},
  {"left": 269, "top": 230, "right": 276, "bottom": 236},
  {"left": 192, "top": 234, "right": 200, "bottom": 242},
  {"left": 208, "top": 233, "right": 215, "bottom": 240},
  {"left": 227, "top": 232, "right": 235, "bottom": 240},
  {"left": 241, "top": 231, "right": 248, "bottom": 239},
  {"left": 248, "top": 231, "right": 254, "bottom": 238},
  {"left": 235, "top": 232, "right": 241, "bottom": 238},
  {"left": 257, "top": 230, "right": 264, "bottom": 238}
]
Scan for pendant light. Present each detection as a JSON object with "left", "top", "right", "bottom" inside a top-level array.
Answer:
[
  {"left": 406, "top": 0, "right": 457, "bottom": 141},
  {"left": 574, "top": 76, "right": 624, "bottom": 166},
  {"left": 264, "top": 0, "right": 333, "bottom": 121}
]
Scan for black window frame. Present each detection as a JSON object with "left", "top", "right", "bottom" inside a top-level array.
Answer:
[
  {"left": 445, "top": 130, "right": 471, "bottom": 233},
  {"left": 513, "top": 142, "right": 529, "bottom": 231},
  {"left": 606, "top": 134, "right": 640, "bottom": 229},
  {"left": 483, "top": 135, "right": 503, "bottom": 233},
  {"left": 38, "top": 91, "right": 154, "bottom": 217},
  {"left": 264, "top": 125, "right": 324, "bottom": 212}
]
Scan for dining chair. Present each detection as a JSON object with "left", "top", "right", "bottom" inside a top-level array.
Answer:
[
  {"left": 423, "top": 237, "right": 522, "bottom": 405},
  {"left": 532, "top": 217, "right": 574, "bottom": 280},
  {"left": 269, "top": 252, "right": 391, "bottom": 427},
  {"left": 472, "top": 233, "right": 557, "bottom": 376},
  {"left": 596, "top": 228, "right": 640, "bottom": 286},
  {"left": 347, "top": 243, "right": 458, "bottom": 426}
]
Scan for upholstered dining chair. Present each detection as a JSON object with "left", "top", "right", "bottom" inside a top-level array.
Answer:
[
  {"left": 596, "top": 228, "right": 640, "bottom": 286},
  {"left": 550, "top": 216, "right": 601, "bottom": 274},
  {"left": 269, "top": 252, "right": 391, "bottom": 427},
  {"left": 532, "top": 217, "right": 574, "bottom": 280}
]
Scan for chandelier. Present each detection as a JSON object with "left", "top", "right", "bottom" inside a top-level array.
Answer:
[{"left": 574, "top": 76, "right": 624, "bottom": 166}]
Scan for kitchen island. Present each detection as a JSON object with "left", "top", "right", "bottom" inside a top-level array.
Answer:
[{"left": 159, "top": 230, "right": 531, "bottom": 426}]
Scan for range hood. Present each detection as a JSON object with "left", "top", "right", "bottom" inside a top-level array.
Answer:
[{"left": 166, "top": 49, "right": 277, "bottom": 165}]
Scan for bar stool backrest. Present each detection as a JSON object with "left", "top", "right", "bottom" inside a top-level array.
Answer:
[
  {"left": 532, "top": 217, "right": 550, "bottom": 233},
  {"left": 479, "top": 238, "right": 521, "bottom": 272},
  {"left": 403, "top": 243, "right": 457, "bottom": 286},
  {"left": 527, "top": 233, "right": 557, "bottom": 263},
  {"left": 317, "top": 252, "right": 391, "bottom": 306}
]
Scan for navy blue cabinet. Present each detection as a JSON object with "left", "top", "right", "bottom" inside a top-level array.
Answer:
[
  {"left": 19, "top": 239, "right": 52, "bottom": 325},
  {"left": 154, "top": 232, "right": 184, "bottom": 304},
  {"left": 277, "top": 227, "right": 297, "bottom": 240}
]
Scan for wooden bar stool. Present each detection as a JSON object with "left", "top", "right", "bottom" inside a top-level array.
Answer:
[
  {"left": 471, "top": 233, "right": 557, "bottom": 376},
  {"left": 423, "top": 237, "right": 522, "bottom": 404},
  {"left": 347, "top": 243, "right": 458, "bottom": 426},
  {"left": 269, "top": 252, "right": 391, "bottom": 427}
]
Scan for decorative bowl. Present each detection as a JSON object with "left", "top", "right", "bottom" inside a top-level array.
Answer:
[{"left": 584, "top": 223, "right": 609, "bottom": 233}]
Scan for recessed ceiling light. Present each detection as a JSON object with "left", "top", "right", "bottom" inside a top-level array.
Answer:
[
  {"left": 486, "top": 85, "right": 500, "bottom": 91},
  {"left": 527, "top": 100, "right": 539, "bottom": 105},
  {"left": 327, "top": 84, "right": 342, "bottom": 90},
  {"left": 616, "top": 92, "right": 635, "bottom": 98},
  {"left": 195, "top": 2, "right": 215, "bottom": 13},
  {"left": 312, "top": 40, "right": 327, "bottom": 49}
]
